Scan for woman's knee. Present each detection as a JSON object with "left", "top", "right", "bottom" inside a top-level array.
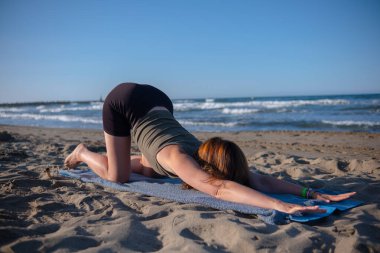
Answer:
[
  {"left": 107, "top": 172, "right": 130, "bottom": 183},
  {"left": 104, "top": 132, "right": 132, "bottom": 183}
]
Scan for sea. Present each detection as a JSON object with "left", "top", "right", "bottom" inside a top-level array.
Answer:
[{"left": 0, "top": 94, "right": 379, "bottom": 133}]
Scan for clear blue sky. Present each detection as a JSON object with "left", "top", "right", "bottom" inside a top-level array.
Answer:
[{"left": 1, "top": 0, "right": 379, "bottom": 103}]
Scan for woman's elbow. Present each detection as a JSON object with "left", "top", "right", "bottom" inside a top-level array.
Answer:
[{"left": 213, "top": 181, "right": 228, "bottom": 199}]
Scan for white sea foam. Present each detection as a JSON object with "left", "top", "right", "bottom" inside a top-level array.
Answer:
[
  {"left": 178, "top": 120, "right": 237, "bottom": 127},
  {"left": 90, "top": 101, "right": 103, "bottom": 105},
  {"left": 173, "top": 99, "right": 350, "bottom": 111},
  {"left": 276, "top": 108, "right": 289, "bottom": 113},
  {"left": 222, "top": 108, "right": 259, "bottom": 114},
  {"left": 257, "top": 99, "right": 350, "bottom": 108},
  {"left": 0, "top": 107, "right": 26, "bottom": 113},
  {"left": 0, "top": 112, "right": 101, "bottom": 124},
  {"left": 322, "top": 120, "right": 380, "bottom": 127},
  {"left": 38, "top": 104, "right": 103, "bottom": 113}
]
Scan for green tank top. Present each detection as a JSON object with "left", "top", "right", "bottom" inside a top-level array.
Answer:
[{"left": 131, "top": 110, "right": 201, "bottom": 177}]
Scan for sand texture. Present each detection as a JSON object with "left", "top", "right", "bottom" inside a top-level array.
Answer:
[{"left": 0, "top": 125, "right": 379, "bottom": 252}]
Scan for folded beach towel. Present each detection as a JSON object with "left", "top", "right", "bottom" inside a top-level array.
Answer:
[{"left": 59, "top": 169, "right": 362, "bottom": 225}]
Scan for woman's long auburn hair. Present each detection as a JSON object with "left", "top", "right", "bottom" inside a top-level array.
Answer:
[{"left": 183, "top": 137, "right": 250, "bottom": 189}]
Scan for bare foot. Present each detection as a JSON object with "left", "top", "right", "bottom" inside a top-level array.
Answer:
[{"left": 64, "top": 143, "right": 86, "bottom": 169}]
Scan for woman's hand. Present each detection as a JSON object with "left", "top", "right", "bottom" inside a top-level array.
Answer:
[
  {"left": 276, "top": 202, "right": 327, "bottom": 214},
  {"left": 277, "top": 191, "right": 357, "bottom": 214},
  {"left": 313, "top": 191, "right": 356, "bottom": 203},
  {"left": 276, "top": 191, "right": 357, "bottom": 214}
]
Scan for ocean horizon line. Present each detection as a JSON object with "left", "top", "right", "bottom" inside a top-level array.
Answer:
[{"left": 1, "top": 92, "right": 379, "bottom": 106}]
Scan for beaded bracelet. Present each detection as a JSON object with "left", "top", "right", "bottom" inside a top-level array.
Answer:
[
  {"left": 306, "top": 188, "right": 313, "bottom": 199},
  {"left": 301, "top": 187, "right": 308, "bottom": 198},
  {"left": 301, "top": 187, "right": 316, "bottom": 199}
]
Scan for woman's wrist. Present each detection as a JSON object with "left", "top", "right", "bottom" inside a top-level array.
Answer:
[
  {"left": 273, "top": 199, "right": 287, "bottom": 213},
  {"left": 300, "top": 187, "right": 318, "bottom": 199},
  {"left": 311, "top": 191, "right": 319, "bottom": 199}
]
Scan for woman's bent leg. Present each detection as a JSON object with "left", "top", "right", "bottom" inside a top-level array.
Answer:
[
  {"left": 102, "top": 132, "right": 131, "bottom": 182},
  {"left": 64, "top": 132, "right": 132, "bottom": 183}
]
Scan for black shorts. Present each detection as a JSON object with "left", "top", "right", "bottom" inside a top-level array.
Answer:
[{"left": 102, "top": 83, "right": 173, "bottom": 137}]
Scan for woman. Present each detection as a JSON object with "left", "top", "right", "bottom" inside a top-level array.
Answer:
[{"left": 65, "top": 83, "right": 356, "bottom": 214}]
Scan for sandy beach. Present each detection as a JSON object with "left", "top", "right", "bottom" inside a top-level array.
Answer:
[{"left": 0, "top": 124, "right": 379, "bottom": 252}]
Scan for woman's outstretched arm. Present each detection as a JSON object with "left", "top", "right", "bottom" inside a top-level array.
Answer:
[
  {"left": 248, "top": 171, "right": 302, "bottom": 195},
  {"left": 158, "top": 146, "right": 326, "bottom": 214},
  {"left": 248, "top": 171, "right": 356, "bottom": 202}
]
